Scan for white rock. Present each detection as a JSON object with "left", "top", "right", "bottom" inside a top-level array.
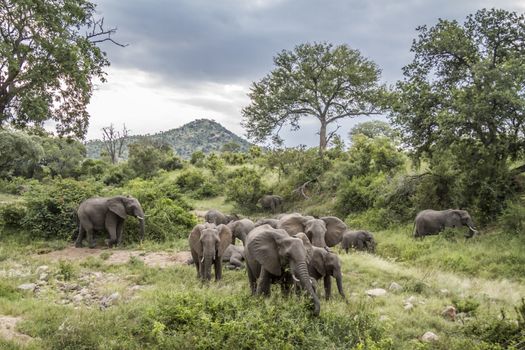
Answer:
[
  {"left": 39, "top": 273, "right": 49, "bottom": 281},
  {"left": 366, "top": 288, "right": 387, "bottom": 297},
  {"left": 36, "top": 266, "right": 49, "bottom": 274},
  {"left": 421, "top": 331, "right": 439, "bottom": 342},
  {"left": 440, "top": 289, "right": 449, "bottom": 295},
  {"left": 442, "top": 306, "right": 457, "bottom": 321},
  {"left": 72, "top": 294, "right": 84, "bottom": 303},
  {"left": 405, "top": 296, "right": 417, "bottom": 303},
  {"left": 17, "top": 283, "right": 36, "bottom": 292},
  {"left": 389, "top": 282, "right": 403, "bottom": 292},
  {"left": 404, "top": 302, "right": 414, "bottom": 311}
]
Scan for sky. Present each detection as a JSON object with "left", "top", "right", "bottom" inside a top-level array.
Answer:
[{"left": 86, "top": 0, "right": 525, "bottom": 147}]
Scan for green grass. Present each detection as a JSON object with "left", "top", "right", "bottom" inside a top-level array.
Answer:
[{"left": 0, "top": 193, "right": 21, "bottom": 204}]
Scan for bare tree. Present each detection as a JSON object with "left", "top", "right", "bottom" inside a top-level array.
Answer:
[{"left": 101, "top": 124, "right": 129, "bottom": 164}]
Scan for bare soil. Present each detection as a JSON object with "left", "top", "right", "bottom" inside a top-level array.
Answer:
[
  {"left": 0, "top": 316, "right": 34, "bottom": 345},
  {"left": 34, "top": 246, "right": 192, "bottom": 268}
]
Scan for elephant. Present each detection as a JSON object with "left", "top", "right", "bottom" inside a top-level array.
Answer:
[
  {"left": 341, "top": 230, "right": 376, "bottom": 253},
  {"left": 245, "top": 224, "right": 321, "bottom": 316},
  {"left": 254, "top": 218, "right": 280, "bottom": 229},
  {"left": 295, "top": 233, "right": 346, "bottom": 301},
  {"left": 227, "top": 218, "right": 255, "bottom": 245},
  {"left": 413, "top": 209, "right": 478, "bottom": 238},
  {"left": 278, "top": 213, "right": 347, "bottom": 248},
  {"left": 189, "top": 223, "right": 232, "bottom": 281},
  {"left": 258, "top": 195, "right": 283, "bottom": 213},
  {"left": 222, "top": 244, "right": 245, "bottom": 269},
  {"left": 204, "top": 209, "right": 239, "bottom": 225},
  {"left": 75, "top": 195, "right": 145, "bottom": 248}
]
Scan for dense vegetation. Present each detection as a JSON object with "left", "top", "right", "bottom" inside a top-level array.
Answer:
[{"left": 0, "top": 4, "right": 525, "bottom": 350}]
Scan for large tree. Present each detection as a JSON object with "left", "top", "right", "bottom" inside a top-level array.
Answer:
[
  {"left": 389, "top": 8, "right": 525, "bottom": 217},
  {"left": 0, "top": 0, "right": 122, "bottom": 138},
  {"left": 242, "top": 42, "right": 383, "bottom": 156}
]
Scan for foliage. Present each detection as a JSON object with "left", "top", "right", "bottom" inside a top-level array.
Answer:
[
  {"left": 499, "top": 201, "right": 525, "bottom": 235},
  {"left": 225, "top": 167, "right": 266, "bottom": 211},
  {"left": 242, "top": 42, "right": 383, "bottom": 155},
  {"left": 38, "top": 136, "right": 86, "bottom": 178},
  {"left": 389, "top": 8, "right": 525, "bottom": 219},
  {"left": 336, "top": 174, "right": 388, "bottom": 216},
  {"left": 0, "top": 177, "right": 37, "bottom": 195},
  {"left": 349, "top": 120, "right": 399, "bottom": 142},
  {"left": 102, "top": 163, "right": 134, "bottom": 186},
  {"left": 23, "top": 178, "right": 102, "bottom": 239},
  {"left": 221, "top": 141, "right": 241, "bottom": 153},
  {"left": 190, "top": 150, "right": 206, "bottom": 166},
  {"left": 205, "top": 153, "right": 225, "bottom": 177},
  {"left": 175, "top": 168, "right": 219, "bottom": 199},
  {"left": 0, "top": 130, "right": 43, "bottom": 178},
  {"left": 0, "top": 202, "right": 27, "bottom": 228},
  {"left": 78, "top": 159, "right": 108, "bottom": 180},
  {"left": 0, "top": 0, "right": 116, "bottom": 137},
  {"left": 128, "top": 139, "right": 173, "bottom": 179}
]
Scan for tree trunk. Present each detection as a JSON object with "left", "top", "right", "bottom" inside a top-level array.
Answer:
[{"left": 319, "top": 121, "right": 327, "bottom": 158}]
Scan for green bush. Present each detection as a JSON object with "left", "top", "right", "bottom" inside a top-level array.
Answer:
[
  {"left": 0, "top": 203, "right": 27, "bottom": 228},
  {"left": 102, "top": 163, "right": 134, "bottom": 186},
  {"left": 175, "top": 168, "right": 219, "bottom": 199},
  {"left": 336, "top": 174, "right": 387, "bottom": 216},
  {"left": 0, "top": 177, "right": 38, "bottom": 195},
  {"left": 499, "top": 201, "right": 525, "bottom": 235},
  {"left": 23, "top": 179, "right": 102, "bottom": 239},
  {"left": 225, "top": 167, "right": 265, "bottom": 212}
]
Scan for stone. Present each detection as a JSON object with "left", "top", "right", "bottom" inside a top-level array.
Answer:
[
  {"left": 405, "top": 296, "right": 417, "bottom": 303},
  {"left": 421, "top": 331, "right": 439, "bottom": 342},
  {"left": 129, "top": 285, "right": 142, "bottom": 292},
  {"left": 100, "top": 292, "right": 120, "bottom": 308},
  {"left": 39, "top": 273, "right": 49, "bottom": 281},
  {"left": 442, "top": 306, "right": 457, "bottom": 321},
  {"left": 439, "top": 289, "right": 449, "bottom": 295},
  {"left": 35, "top": 266, "right": 49, "bottom": 274},
  {"left": 17, "top": 283, "right": 36, "bottom": 292},
  {"left": 366, "top": 288, "right": 387, "bottom": 297},
  {"left": 64, "top": 284, "right": 80, "bottom": 292},
  {"left": 72, "top": 294, "right": 84, "bottom": 303},
  {"left": 389, "top": 282, "right": 402, "bottom": 292},
  {"left": 404, "top": 302, "right": 414, "bottom": 311}
]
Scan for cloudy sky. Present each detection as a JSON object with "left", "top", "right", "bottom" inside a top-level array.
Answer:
[{"left": 86, "top": 0, "right": 524, "bottom": 147}]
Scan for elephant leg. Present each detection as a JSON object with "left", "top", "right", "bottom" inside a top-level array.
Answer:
[
  {"left": 116, "top": 220, "right": 124, "bottom": 245},
  {"left": 86, "top": 228, "right": 96, "bottom": 249},
  {"left": 105, "top": 214, "right": 118, "bottom": 248},
  {"left": 75, "top": 225, "right": 85, "bottom": 248},
  {"left": 191, "top": 252, "right": 200, "bottom": 278},
  {"left": 323, "top": 275, "right": 332, "bottom": 301},
  {"left": 229, "top": 256, "right": 243, "bottom": 269},
  {"left": 214, "top": 258, "right": 222, "bottom": 281},
  {"left": 356, "top": 240, "right": 365, "bottom": 250},
  {"left": 247, "top": 266, "right": 257, "bottom": 295},
  {"left": 256, "top": 269, "right": 271, "bottom": 296}
]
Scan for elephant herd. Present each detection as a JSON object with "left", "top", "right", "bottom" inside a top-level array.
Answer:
[{"left": 72, "top": 195, "right": 478, "bottom": 316}]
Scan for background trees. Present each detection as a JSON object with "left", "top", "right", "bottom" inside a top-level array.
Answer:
[
  {"left": 242, "top": 42, "right": 383, "bottom": 156},
  {"left": 0, "top": 0, "right": 121, "bottom": 138}
]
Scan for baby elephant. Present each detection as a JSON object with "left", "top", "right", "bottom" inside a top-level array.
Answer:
[
  {"left": 341, "top": 230, "right": 376, "bottom": 253},
  {"left": 222, "top": 245, "right": 245, "bottom": 269}
]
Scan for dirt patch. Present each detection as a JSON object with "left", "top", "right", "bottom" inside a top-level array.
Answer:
[
  {"left": 35, "top": 246, "right": 192, "bottom": 268},
  {"left": 0, "top": 316, "right": 34, "bottom": 345},
  {"left": 193, "top": 210, "right": 207, "bottom": 218}
]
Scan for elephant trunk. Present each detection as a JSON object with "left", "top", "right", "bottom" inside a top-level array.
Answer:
[
  {"left": 294, "top": 262, "right": 321, "bottom": 316},
  {"left": 311, "top": 235, "right": 326, "bottom": 248},
  {"left": 335, "top": 272, "right": 346, "bottom": 299},
  {"left": 138, "top": 218, "right": 145, "bottom": 240},
  {"left": 202, "top": 255, "right": 213, "bottom": 281}
]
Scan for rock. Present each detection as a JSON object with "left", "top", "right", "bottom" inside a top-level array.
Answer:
[
  {"left": 421, "top": 331, "right": 439, "bottom": 342},
  {"left": 129, "top": 285, "right": 142, "bottom": 292},
  {"left": 442, "top": 306, "right": 457, "bottom": 321},
  {"left": 379, "top": 315, "right": 390, "bottom": 321},
  {"left": 72, "top": 294, "right": 84, "bottom": 303},
  {"left": 100, "top": 292, "right": 120, "bottom": 308},
  {"left": 405, "top": 295, "right": 417, "bottom": 303},
  {"left": 17, "top": 283, "right": 37, "bottom": 292},
  {"left": 366, "top": 288, "right": 387, "bottom": 297},
  {"left": 440, "top": 289, "right": 449, "bottom": 295},
  {"left": 79, "top": 288, "right": 90, "bottom": 295},
  {"left": 389, "top": 282, "right": 402, "bottom": 292},
  {"left": 39, "top": 273, "right": 49, "bottom": 281},
  {"left": 63, "top": 284, "right": 80, "bottom": 292},
  {"left": 404, "top": 302, "right": 414, "bottom": 311},
  {"left": 36, "top": 266, "right": 49, "bottom": 274}
]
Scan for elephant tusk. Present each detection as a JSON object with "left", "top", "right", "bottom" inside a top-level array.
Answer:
[
  {"left": 292, "top": 274, "right": 300, "bottom": 283},
  {"left": 136, "top": 216, "right": 144, "bottom": 220},
  {"left": 467, "top": 225, "right": 478, "bottom": 232},
  {"left": 200, "top": 256, "right": 205, "bottom": 263}
]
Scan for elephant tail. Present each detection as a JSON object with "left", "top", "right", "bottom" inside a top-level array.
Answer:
[{"left": 412, "top": 222, "right": 418, "bottom": 238}]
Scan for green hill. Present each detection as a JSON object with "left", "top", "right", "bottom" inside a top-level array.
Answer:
[{"left": 85, "top": 119, "right": 252, "bottom": 159}]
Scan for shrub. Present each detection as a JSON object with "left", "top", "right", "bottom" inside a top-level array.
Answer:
[
  {"left": 225, "top": 167, "right": 265, "bottom": 212},
  {"left": 335, "top": 174, "right": 387, "bottom": 216},
  {"left": 0, "top": 177, "right": 38, "bottom": 195},
  {"left": 499, "top": 201, "right": 525, "bottom": 235},
  {"left": 175, "top": 168, "right": 219, "bottom": 199},
  {"left": 23, "top": 179, "right": 102, "bottom": 239},
  {"left": 102, "top": 163, "right": 134, "bottom": 186},
  {"left": 0, "top": 203, "right": 27, "bottom": 228}
]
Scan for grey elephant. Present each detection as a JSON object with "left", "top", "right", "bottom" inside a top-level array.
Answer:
[
  {"left": 413, "top": 209, "right": 478, "bottom": 238},
  {"left": 222, "top": 245, "right": 245, "bottom": 269},
  {"left": 76, "top": 196, "right": 145, "bottom": 248},
  {"left": 227, "top": 218, "right": 255, "bottom": 245},
  {"left": 254, "top": 218, "right": 280, "bottom": 229},
  {"left": 295, "top": 233, "right": 346, "bottom": 300},
  {"left": 258, "top": 195, "right": 283, "bottom": 213},
  {"left": 341, "top": 230, "right": 376, "bottom": 253},
  {"left": 278, "top": 213, "right": 347, "bottom": 248},
  {"left": 204, "top": 209, "right": 239, "bottom": 225},
  {"left": 189, "top": 223, "right": 232, "bottom": 281},
  {"left": 245, "top": 224, "right": 321, "bottom": 316}
]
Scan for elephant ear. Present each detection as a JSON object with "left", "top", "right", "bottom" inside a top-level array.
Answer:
[
  {"left": 217, "top": 224, "right": 232, "bottom": 256},
  {"left": 294, "top": 232, "right": 313, "bottom": 262},
  {"left": 311, "top": 248, "right": 326, "bottom": 276},
  {"left": 189, "top": 224, "right": 204, "bottom": 256},
  {"left": 249, "top": 229, "right": 282, "bottom": 276},
  {"left": 278, "top": 214, "right": 308, "bottom": 236},
  {"left": 321, "top": 217, "right": 347, "bottom": 247},
  {"left": 108, "top": 198, "right": 127, "bottom": 219}
]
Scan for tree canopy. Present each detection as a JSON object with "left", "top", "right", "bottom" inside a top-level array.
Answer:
[
  {"left": 242, "top": 42, "right": 383, "bottom": 156},
  {"left": 0, "top": 0, "right": 121, "bottom": 138}
]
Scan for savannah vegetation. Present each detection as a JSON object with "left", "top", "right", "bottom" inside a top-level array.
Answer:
[{"left": 0, "top": 3, "right": 525, "bottom": 349}]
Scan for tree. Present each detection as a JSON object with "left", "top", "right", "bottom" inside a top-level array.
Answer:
[
  {"left": 39, "top": 136, "right": 86, "bottom": 178},
  {"left": 389, "top": 9, "right": 525, "bottom": 218},
  {"left": 0, "top": 0, "right": 123, "bottom": 138},
  {"left": 349, "top": 120, "right": 398, "bottom": 142},
  {"left": 101, "top": 124, "right": 129, "bottom": 164},
  {"left": 128, "top": 139, "right": 175, "bottom": 178},
  {"left": 0, "top": 130, "right": 43, "bottom": 178},
  {"left": 221, "top": 142, "right": 240, "bottom": 153},
  {"left": 242, "top": 42, "right": 383, "bottom": 157}
]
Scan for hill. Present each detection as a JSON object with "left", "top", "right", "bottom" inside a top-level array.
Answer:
[{"left": 85, "top": 119, "right": 252, "bottom": 159}]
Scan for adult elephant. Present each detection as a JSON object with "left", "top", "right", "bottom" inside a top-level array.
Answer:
[
  {"left": 258, "top": 195, "right": 283, "bottom": 213},
  {"left": 245, "top": 225, "right": 321, "bottom": 316},
  {"left": 278, "top": 213, "right": 347, "bottom": 248},
  {"left": 222, "top": 245, "right": 245, "bottom": 269},
  {"left": 76, "top": 196, "right": 145, "bottom": 248},
  {"left": 227, "top": 218, "right": 255, "bottom": 245},
  {"left": 189, "top": 223, "right": 232, "bottom": 281},
  {"left": 413, "top": 209, "right": 478, "bottom": 238},
  {"left": 254, "top": 218, "right": 280, "bottom": 229},
  {"left": 341, "top": 230, "right": 376, "bottom": 253},
  {"left": 295, "top": 233, "right": 346, "bottom": 300},
  {"left": 204, "top": 209, "right": 238, "bottom": 225}
]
